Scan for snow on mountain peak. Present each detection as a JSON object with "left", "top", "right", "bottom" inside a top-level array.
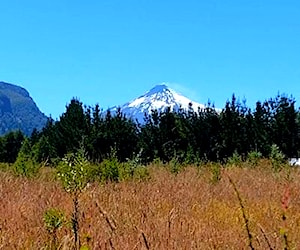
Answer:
[
  {"left": 146, "top": 84, "right": 169, "bottom": 95},
  {"left": 112, "top": 84, "right": 206, "bottom": 123}
]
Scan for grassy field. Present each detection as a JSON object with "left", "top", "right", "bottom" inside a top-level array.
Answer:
[{"left": 0, "top": 161, "right": 300, "bottom": 249}]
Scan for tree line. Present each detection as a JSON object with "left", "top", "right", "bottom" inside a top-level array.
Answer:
[{"left": 0, "top": 94, "right": 299, "bottom": 165}]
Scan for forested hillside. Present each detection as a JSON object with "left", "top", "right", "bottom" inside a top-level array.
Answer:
[{"left": 0, "top": 93, "right": 298, "bottom": 165}]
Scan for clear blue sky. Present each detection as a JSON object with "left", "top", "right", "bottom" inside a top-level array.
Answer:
[{"left": 1, "top": 0, "right": 299, "bottom": 118}]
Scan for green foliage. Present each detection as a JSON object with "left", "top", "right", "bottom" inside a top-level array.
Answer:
[
  {"left": 43, "top": 208, "right": 65, "bottom": 234},
  {"left": 13, "top": 138, "right": 40, "bottom": 177},
  {"left": 247, "top": 151, "right": 262, "bottom": 167},
  {"left": 79, "top": 246, "right": 91, "bottom": 250},
  {"left": 90, "top": 148, "right": 149, "bottom": 183},
  {"left": 57, "top": 148, "right": 90, "bottom": 250},
  {"left": 184, "top": 145, "right": 196, "bottom": 164},
  {"left": 57, "top": 148, "right": 90, "bottom": 194},
  {"left": 14, "top": 157, "right": 38, "bottom": 177},
  {"left": 131, "top": 164, "right": 150, "bottom": 181},
  {"left": 56, "top": 99, "right": 88, "bottom": 157},
  {"left": 168, "top": 157, "right": 184, "bottom": 175},
  {"left": 97, "top": 154, "right": 149, "bottom": 182},
  {"left": 43, "top": 208, "right": 65, "bottom": 249},
  {"left": 270, "top": 144, "right": 286, "bottom": 172},
  {"left": 0, "top": 163, "right": 10, "bottom": 171},
  {"left": 120, "top": 149, "right": 149, "bottom": 181},
  {"left": 209, "top": 162, "right": 222, "bottom": 184},
  {"left": 227, "top": 151, "right": 242, "bottom": 167},
  {"left": 0, "top": 130, "right": 24, "bottom": 163},
  {"left": 118, "top": 162, "right": 149, "bottom": 181},
  {"left": 272, "top": 95, "right": 298, "bottom": 157},
  {"left": 98, "top": 157, "right": 120, "bottom": 182},
  {"left": 32, "top": 135, "right": 54, "bottom": 163}
]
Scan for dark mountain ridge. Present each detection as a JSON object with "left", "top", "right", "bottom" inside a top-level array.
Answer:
[{"left": 0, "top": 81, "right": 48, "bottom": 135}]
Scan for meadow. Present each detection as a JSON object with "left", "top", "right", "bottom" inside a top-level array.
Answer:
[{"left": 0, "top": 161, "right": 300, "bottom": 249}]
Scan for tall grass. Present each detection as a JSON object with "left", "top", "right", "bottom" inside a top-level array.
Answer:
[{"left": 0, "top": 161, "right": 299, "bottom": 249}]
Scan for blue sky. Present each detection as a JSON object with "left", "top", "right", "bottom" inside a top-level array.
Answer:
[{"left": 1, "top": 0, "right": 299, "bottom": 118}]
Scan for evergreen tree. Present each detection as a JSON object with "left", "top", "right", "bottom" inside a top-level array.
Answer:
[
  {"left": 272, "top": 95, "right": 298, "bottom": 157},
  {"left": 38, "top": 118, "right": 59, "bottom": 161},
  {"left": 138, "top": 110, "right": 161, "bottom": 162},
  {"left": 103, "top": 108, "right": 138, "bottom": 161},
  {"left": 56, "top": 98, "right": 87, "bottom": 156},
  {"left": 0, "top": 130, "right": 24, "bottom": 163},
  {"left": 86, "top": 104, "right": 104, "bottom": 162},
  {"left": 219, "top": 95, "right": 241, "bottom": 159},
  {"left": 32, "top": 135, "right": 56, "bottom": 163}
]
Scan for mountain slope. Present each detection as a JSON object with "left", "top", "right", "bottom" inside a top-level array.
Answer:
[
  {"left": 111, "top": 84, "right": 206, "bottom": 123},
  {"left": 0, "top": 81, "right": 48, "bottom": 135}
]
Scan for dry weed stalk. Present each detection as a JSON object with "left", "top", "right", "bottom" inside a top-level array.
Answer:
[
  {"left": 167, "top": 207, "right": 176, "bottom": 246},
  {"left": 281, "top": 185, "right": 290, "bottom": 250},
  {"left": 141, "top": 231, "right": 150, "bottom": 250},
  {"left": 95, "top": 201, "right": 117, "bottom": 232},
  {"left": 227, "top": 175, "right": 255, "bottom": 250},
  {"left": 258, "top": 225, "right": 274, "bottom": 250},
  {"left": 95, "top": 200, "right": 117, "bottom": 249}
]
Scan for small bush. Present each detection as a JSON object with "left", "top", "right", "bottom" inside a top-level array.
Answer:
[
  {"left": 132, "top": 165, "right": 150, "bottom": 181},
  {"left": 57, "top": 150, "right": 90, "bottom": 194},
  {"left": 117, "top": 162, "right": 133, "bottom": 181},
  {"left": 209, "top": 162, "right": 222, "bottom": 184},
  {"left": 0, "top": 163, "right": 10, "bottom": 172},
  {"left": 120, "top": 149, "right": 144, "bottom": 180},
  {"left": 43, "top": 208, "right": 65, "bottom": 233},
  {"left": 57, "top": 148, "right": 90, "bottom": 250},
  {"left": 14, "top": 158, "right": 39, "bottom": 178},
  {"left": 13, "top": 139, "right": 40, "bottom": 177},
  {"left": 247, "top": 151, "right": 262, "bottom": 167},
  {"left": 99, "top": 158, "right": 120, "bottom": 182},
  {"left": 270, "top": 144, "right": 286, "bottom": 172},
  {"left": 43, "top": 208, "right": 65, "bottom": 249},
  {"left": 98, "top": 154, "right": 150, "bottom": 182},
  {"left": 168, "top": 157, "right": 184, "bottom": 175},
  {"left": 227, "top": 151, "right": 242, "bottom": 167}
]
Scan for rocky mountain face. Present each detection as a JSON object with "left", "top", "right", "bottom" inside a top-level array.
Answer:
[
  {"left": 0, "top": 81, "right": 48, "bottom": 135},
  {"left": 111, "top": 84, "right": 205, "bottom": 123}
]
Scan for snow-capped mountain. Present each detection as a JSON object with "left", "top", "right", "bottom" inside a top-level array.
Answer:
[{"left": 111, "top": 84, "right": 206, "bottom": 123}]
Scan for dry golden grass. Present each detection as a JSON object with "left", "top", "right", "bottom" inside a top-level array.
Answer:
[{"left": 0, "top": 162, "right": 300, "bottom": 249}]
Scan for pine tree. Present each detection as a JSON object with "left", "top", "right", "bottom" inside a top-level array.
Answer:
[
  {"left": 1, "top": 130, "right": 24, "bottom": 163},
  {"left": 56, "top": 98, "right": 87, "bottom": 156},
  {"left": 272, "top": 95, "right": 298, "bottom": 157}
]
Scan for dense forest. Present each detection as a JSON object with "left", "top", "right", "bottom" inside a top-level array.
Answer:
[{"left": 0, "top": 93, "right": 299, "bottom": 165}]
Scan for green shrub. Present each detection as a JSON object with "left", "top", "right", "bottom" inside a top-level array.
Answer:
[
  {"left": 209, "top": 162, "right": 222, "bottom": 184},
  {"left": 132, "top": 165, "right": 150, "bottom": 181},
  {"left": 247, "top": 151, "right": 262, "bottom": 167},
  {"left": 183, "top": 146, "right": 196, "bottom": 165},
  {"left": 270, "top": 144, "right": 286, "bottom": 172},
  {"left": 0, "top": 163, "right": 10, "bottom": 172},
  {"left": 43, "top": 208, "right": 65, "bottom": 249},
  {"left": 13, "top": 138, "right": 40, "bottom": 177},
  {"left": 57, "top": 150, "right": 90, "bottom": 194},
  {"left": 168, "top": 157, "right": 184, "bottom": 175},
  {"left": 14, "top": 157, "right": 39, "bottom": 177},
  {"left": 98, "top": 152, "right": 150, "bottom": 182},
  {"left": 227, "top": 151, "right": 242, "bottom": 167},
  {"left": 121, "top": 149, "right": 150, "bottom": 181},
  {"left": 57, "top": 148, "right": 90, "bottom": 249},
  {"left": 99, "top": 158, "right": 120, "bottom": 182}
]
